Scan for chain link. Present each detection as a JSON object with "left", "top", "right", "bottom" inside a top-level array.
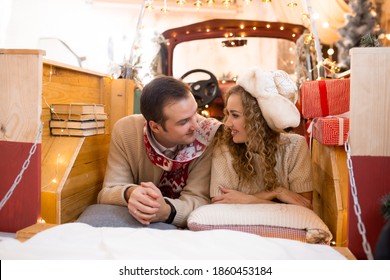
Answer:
[
  {"left": 0, "top": 122, "right": 43, "bottom": 211},
  {"left": 344, "top": 133, "right": 374, "bottom": 260}
]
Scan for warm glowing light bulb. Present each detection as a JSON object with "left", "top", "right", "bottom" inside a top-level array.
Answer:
[
  {"left": 201, "top": 110, "right": 210, "bottom": 117},
  {"left": 222, "top": 0, "right": 231, "bottom": 8},
  {"left": 145, "top": 0, "right": 154, "bottom": 11},
  {"left": 322, "top": 21, "right": 330, "bottom": 28},
  {"left": 287, "top": 2, "right": 298, "bottom": 8},
  {"left": 327, "top": 48, "right": 335, "bottom": 56},
  {"left": 194, "top": 0, "right": 203, "bottom": 8}
]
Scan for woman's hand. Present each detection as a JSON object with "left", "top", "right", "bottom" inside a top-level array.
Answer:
[
  {"left": 273, "top": 187, "right": 313, "bottom": 209},
  {"left": 211, "top": 186, "right": 260, "bottom": 204},
  {"left": 211, "top": 186, "right": 312, "bottom": 209}
]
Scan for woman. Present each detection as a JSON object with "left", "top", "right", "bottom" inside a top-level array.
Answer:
[{"left": 210, "top": 66, "right": 313, "bottom": 209}]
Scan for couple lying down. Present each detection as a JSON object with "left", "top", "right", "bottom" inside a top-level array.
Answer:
[{"left": 77, "top": 66, "right": 328, "bottom": 243}]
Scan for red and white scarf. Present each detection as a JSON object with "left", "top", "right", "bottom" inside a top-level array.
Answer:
[{"left": 144, "top": 117, "right": 221, "bottom": 198}]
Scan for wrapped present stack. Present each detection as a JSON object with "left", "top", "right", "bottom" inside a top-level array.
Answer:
[{"left": 300, "top": 79, "right": 350, "bottom": 146}]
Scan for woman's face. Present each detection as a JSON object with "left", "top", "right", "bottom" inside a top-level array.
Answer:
[{"left": 224, "top": 93, "right": 248, "bottom": 143}]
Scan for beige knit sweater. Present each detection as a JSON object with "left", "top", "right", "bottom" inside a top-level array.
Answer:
[
  {"left": 210, "top": 133, "right": 314, "bottom": 197},
  {"left": 98, "top": 114, "right": 217, "bottom": 228}
]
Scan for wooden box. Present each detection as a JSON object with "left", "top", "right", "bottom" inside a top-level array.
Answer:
[
  {"left": 110, "top": 79, "right": 137, "bottom": 133},
  {"left": 1, "top": 50, "right": 140, "bottom": 228},
  {"left": 0, "top": 49, "right": 45, "bottom": 232},
  {"left": 40, "top": 60, "right": 112, "bottom": 224},
  {"left": 311, "top": 138, "right": 348, "bottom": 247},
  {"left": 348, "top": 47, "right": 390, "bottom": 259}
]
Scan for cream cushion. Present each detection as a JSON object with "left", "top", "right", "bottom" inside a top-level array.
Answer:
[{"left": 188, "top": 204, "right": 333, "bottom": 244}]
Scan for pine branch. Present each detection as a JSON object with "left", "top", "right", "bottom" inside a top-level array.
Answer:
[{"left": 360, "top": 32, "right": 382, "bottom": 47}]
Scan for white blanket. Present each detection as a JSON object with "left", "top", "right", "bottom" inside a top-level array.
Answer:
[{"left": 0, "top": 223, "right": 346, "bottom": 260}]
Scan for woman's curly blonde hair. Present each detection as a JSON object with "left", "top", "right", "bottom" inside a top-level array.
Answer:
[{"left": 216, "top": 85, "right": 281, "bottom": 191}]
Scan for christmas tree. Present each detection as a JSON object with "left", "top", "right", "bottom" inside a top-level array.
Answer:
[{"left": 335, "top": 0, "right": 381, "bottom": 70}]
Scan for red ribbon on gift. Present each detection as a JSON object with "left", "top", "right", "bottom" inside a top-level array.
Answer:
[{"left": 318, "top": 80, "right": 330, "bottom": 117}]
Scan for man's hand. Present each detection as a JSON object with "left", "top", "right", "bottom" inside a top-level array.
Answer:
[{"left": 127, "top": 182, "right": 171, "bottom": 224}]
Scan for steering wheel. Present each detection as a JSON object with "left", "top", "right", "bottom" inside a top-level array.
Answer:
[{"left": 181, "top": 69, "right": 221, "bottom": 108}]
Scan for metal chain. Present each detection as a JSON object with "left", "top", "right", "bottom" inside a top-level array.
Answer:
[
  {"left": 0, "top": 122, "right": 43, "bottom": 211},
  {"left": 344, "top": 133, "right": 374, "bottom": 260}
]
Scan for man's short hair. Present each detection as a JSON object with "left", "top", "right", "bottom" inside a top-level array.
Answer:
[{"left": 140, "top": 75, "right": 192, "bottom": 127}]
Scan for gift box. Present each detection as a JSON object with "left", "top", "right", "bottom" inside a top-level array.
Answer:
[
  {"left": 309, "top": 116, "right": 350, "bottom": 146},
  {"left": 300, "top": 79, "right": 350, "bottom": 119}
]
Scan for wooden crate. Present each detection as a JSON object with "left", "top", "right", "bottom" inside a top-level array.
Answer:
[
  {"left": 40, "top": 60, "right": 113, "bottom": 224},
  {"left": 41, "top": 134, "right": 110, "bottom": 224},
  {"left": 110, "top": 78, "right": 137, "bottom": 132},
  {"left": 348, "top": 47, "right": 390, "bottom": 259},
  {"left": 311, "top": 138, "right": 348, "bottom": 247},
  {"left": 0, "top": 49, "right": 45, "bottom": 232},
  {"left": 1, "top": 51, "right": 140, "bottom": 227}
]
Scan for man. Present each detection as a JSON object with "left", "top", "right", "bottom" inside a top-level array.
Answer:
[{"left": 77, "top": 75, "right": 221, "bottom": 228}]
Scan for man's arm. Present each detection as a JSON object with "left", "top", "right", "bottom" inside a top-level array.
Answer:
[{"left": 98, "top": 116, "right": 142, "bottom": 206}]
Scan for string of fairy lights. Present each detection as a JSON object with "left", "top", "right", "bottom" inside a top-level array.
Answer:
[
  {"left": 145, "top": 0, "right": 298, "bottom": 13},
  {"left": 138, "top": 0, "right": 341, "bottom": 77}
]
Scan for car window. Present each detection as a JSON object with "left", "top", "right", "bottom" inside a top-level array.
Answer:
[{"left": 172, "top": 37, "right": 298, "bottom": 82}]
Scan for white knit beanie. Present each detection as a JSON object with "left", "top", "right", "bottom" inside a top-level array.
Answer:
[{"left": 236, "top": 66, "right": 300, "bottom": 132}]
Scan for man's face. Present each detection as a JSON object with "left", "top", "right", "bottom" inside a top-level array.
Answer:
[{"left": 153, "top": 93, "right": 200, "bottom": 148}]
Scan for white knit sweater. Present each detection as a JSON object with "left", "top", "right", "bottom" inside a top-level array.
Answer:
[{"left": 210, "top": 133, "right": 314, "bottom": 197}]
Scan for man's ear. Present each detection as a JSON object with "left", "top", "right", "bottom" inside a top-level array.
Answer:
[{"left": 149, "top": 120, "right": 161, "bottom": 134}]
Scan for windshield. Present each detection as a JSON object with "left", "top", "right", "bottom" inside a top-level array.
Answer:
[{"left": 172, "top": 37, "right": 298, "bottom": 82}]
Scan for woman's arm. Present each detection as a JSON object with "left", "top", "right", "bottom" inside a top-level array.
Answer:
[
  {"left": 254, "top": 187, "right": 312, "bottom": 209},
  {"left": 212, "top": 186, "right": 312, "bottom": 209},
  {"left": 211, "top": 186, "right": 277, "bottom": 205}
]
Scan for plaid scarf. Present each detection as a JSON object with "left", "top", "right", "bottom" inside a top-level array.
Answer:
[{"left": 144, "top": 117, "right": 221, "bottom": 198}]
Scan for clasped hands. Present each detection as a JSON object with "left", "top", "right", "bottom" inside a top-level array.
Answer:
[
  {"left": 126, "top": 182, "right": 171, "bottom": 225},
  {"left": 212, "top": 186, "right": 312, "bottom": 209}
]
